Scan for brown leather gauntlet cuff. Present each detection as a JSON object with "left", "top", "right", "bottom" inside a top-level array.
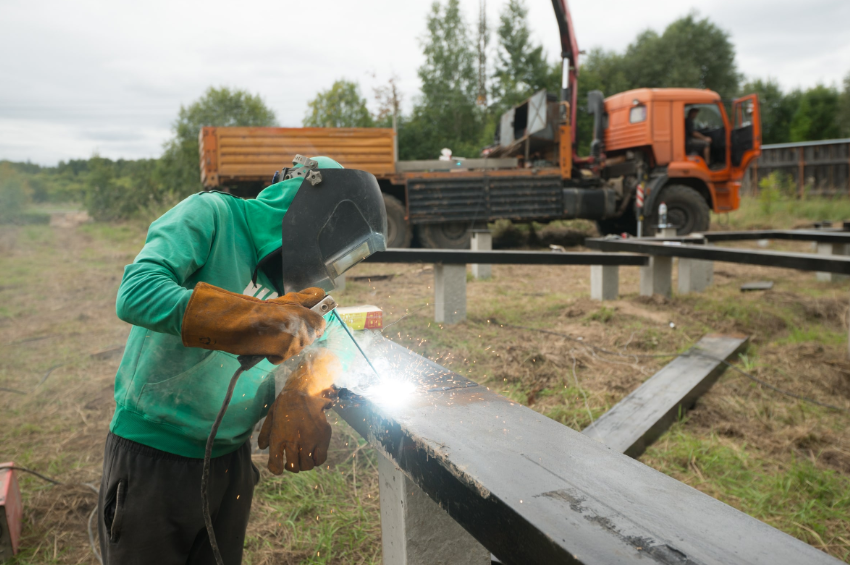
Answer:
[{"left": 181, "top": 282, "right": 326, "bottom": 364}]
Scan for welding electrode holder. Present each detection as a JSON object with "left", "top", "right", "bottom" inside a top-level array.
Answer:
[
  {"left": 203, "top": 294, "right": 337, "bottom": 565},
  {"left": 235, "top": 295, "right": 338, "bottom": 371}
]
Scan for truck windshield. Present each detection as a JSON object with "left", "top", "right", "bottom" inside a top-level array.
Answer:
[{"left": 685, "top": 104, "right": 724, "bottom": 130}]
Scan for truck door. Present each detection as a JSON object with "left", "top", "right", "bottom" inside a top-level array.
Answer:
[{"left": 730, "top": 94, "right": 761, "bottom": 172}]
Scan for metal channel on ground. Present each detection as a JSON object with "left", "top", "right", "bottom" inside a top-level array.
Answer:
[
  {"left": 333, "top": 335, "right": 840, "bottom": 565},
  {"left": 365, "top": 249, "right": 649, "bottom": 266},
  {"left": 583, "top": 334, "right": 749, "bottom": 458},
  {"left": 585, "top": 238, "right": 850, "bottom": 274}
]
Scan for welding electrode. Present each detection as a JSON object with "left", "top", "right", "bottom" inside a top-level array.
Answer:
[
  {"left": 332, "top": 309, "right": 380, "bottom": 377},
  {"left": 201, "top": 295, "right": 337, "bottom": 565}
]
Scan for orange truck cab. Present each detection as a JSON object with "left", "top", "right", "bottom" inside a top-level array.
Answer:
[{"left": 592, "top": 88, "right": 762, "bottom": 234}]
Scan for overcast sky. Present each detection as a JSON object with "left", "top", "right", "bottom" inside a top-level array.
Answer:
[{"left": 1, "top": 0, "right": 848, "bottom": 165}]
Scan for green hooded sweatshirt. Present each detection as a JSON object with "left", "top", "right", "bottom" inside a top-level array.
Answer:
[{"left": 110, "top": 157, "right": 343, "bottom": 458}]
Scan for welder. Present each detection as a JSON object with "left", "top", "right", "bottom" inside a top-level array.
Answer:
[{"left": 98, "top": 156, "right": 387, "bottom": 564}]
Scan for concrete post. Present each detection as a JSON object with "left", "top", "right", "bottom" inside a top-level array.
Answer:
[
  {"left": 659, "top": 227, "right": 678, "bottom": 238},
  {"left": 334, "top": 275, "right": 346, "bottom": 292},
  {"left": 434, "top": 264, "right": 467, "bottom": 324},
  {"left": 816, "top": 243, "right": 849, "bottom": 282},
  {"left": 677, "top": 259, "right": 714, "bottom": 294},
  {"left": 590, "top": 265, "right": 619, "bottom": 301},
  {"left": 640, "top": 257, "right": 673, "bottom": 298},
  {"left": 470, "top": 231, "right": 492, "bottom": 280},
  {"left": 378, "top": 452, "right": 490, "bottom": 565}
]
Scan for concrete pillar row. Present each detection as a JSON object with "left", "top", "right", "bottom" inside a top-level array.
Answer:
[
  {"left": 816, "top": 243, "right": 850, "bottom": 282},
  {"left": 591, "top": 265, "right": 619, "bottom": 301},
  {"left": 677, "top": 259, "right": 713, "bottom": 294},
  {"left": 434, "top": 264, "right": 467, "bottom": 325},
  {"left": 640, "top": 256, "right": 673, "bottom": 298},
  {"left": 470, "top": 231, "right": 492, "bottom": 280}
]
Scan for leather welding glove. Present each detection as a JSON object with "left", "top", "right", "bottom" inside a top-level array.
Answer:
[
  {"left": 181, "top": 282, "right": 327, "bottom": 364},
  {"left": 257, "top": 349, "right": 340, "bottom": 474}
]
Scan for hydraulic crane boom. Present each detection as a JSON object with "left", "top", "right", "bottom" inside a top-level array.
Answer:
[{"left": 551, "top": 0, "right": 579, "bottom": 149}]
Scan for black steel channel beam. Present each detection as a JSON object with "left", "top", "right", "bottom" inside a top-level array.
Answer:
[
  {"left": 585, "top": 238, "right": 850, "bottom": 274},
  {"left": 333, "top": 336, "right": 840, "bottom": 565},
  {"left": 583, "top": 334, "right": 749, "bottom": 458},
  {"left": 365, "top": 248, "right": 649, "bottom": 266},
  {"left": 703, "top": 229, "right": 850, "bottom": 244}
]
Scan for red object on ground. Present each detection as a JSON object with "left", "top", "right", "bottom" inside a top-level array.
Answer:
[{"left": 0, "top": 462, "right": 22, "bottom": 560}]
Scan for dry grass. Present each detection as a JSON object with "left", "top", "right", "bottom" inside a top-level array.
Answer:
[{"left": 2, "top": 210, "right": 849, "bottom": 563}]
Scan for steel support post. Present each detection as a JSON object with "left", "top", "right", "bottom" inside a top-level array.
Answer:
[
  {"left": 470, "top": 231, "right": 492, "bottom": 280},
  {"left": 590, "top": 265, "right": 619, "bottom": 301},
  {"left": 378, "top": 452, "right": 490, "bottom": 565},
  {"left": 677, "top": 259, "right": 713, "bottom": 294},
  {"left": 434, "top": 264, "right": 467, "bottom": 324},
  {"left": 816, "top": 243, "right": 849, "bottom": 282},
  {"left": 640, "top": 256, "right": 672, "bottom": 297}
]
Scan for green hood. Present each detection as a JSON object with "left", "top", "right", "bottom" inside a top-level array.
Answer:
[{"left": 245, "top": 156, "right": 344, "bottom": 263}]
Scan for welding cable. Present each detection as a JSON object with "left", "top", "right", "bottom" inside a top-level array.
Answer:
[
  {"left": 0, "top": 466, "right": 103, "bottom": 563},
  {"left": 202, "top": 360, "right": 254, "bottom": 565},
  {"left": 0, "top": 464, "right": 63, "bottom": 485},
  {"left": 495, "top": 323, "right": 850, "bottom": 415}
]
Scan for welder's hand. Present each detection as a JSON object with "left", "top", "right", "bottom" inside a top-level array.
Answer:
[
  {"left": 257, "top": 349, "right": 340, "bottom": 474},
  {"left": 181, "top": 282, "right": 327, "bottom": 364}
]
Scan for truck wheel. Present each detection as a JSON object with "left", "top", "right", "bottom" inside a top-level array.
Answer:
[
  {"left": 417, "top": 222, "right": 472, "bottom": 249},
  {"left": 383, "top": 194, "right": 413, "bottom": 248},
  {"left": 651, "top": 185, "right": 710, "bottom": 235}
]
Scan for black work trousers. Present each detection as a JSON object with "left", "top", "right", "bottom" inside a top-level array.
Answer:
[{"left": 97, "top": 432, "right": 259, "bottom": 565}]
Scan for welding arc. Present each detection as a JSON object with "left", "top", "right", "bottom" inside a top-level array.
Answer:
[{"left": 333, "top": 310, "right": 380, "bottom": 376}]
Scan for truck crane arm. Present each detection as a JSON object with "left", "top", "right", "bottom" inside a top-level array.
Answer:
[{"left": 551, "top": 0, "right": 579, "bottom": 148}]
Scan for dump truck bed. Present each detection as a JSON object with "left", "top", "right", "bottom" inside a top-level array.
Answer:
[{"left": 199, "top": 126, "right": 396, "bottom": 188}]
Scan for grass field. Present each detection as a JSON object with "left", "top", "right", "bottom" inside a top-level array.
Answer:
[{"left": 1, "top": 200, "right": 849, "bottom": 563}]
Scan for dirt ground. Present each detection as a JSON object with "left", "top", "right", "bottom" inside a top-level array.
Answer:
[{"left": 1, "top": 222, "right": 848, "bottom": 563}]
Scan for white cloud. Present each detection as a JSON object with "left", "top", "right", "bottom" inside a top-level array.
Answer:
[{"left": 1, "top": 0, "right": 847, "bottom": 164}]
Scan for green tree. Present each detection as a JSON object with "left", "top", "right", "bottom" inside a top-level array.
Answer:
[
  {"left": 84, "top": 157, "right": 164, "bottom": 221},
  {"left": 160, "top": 87, "right": 278, "bottom": 197},
  {"left": 789, "top": 84, "right": 841, "bottom": 142},
  {"left": 620, "top": 13, "right": 740, "bottom": 101},
  {"left": 739, "top": 79, "right": 800, "bottom": 144},
  {"left": 492, "top": 0, "right": 552, "bottom": 111},
  {"left": 403, "top": 0, "right": 482, "bottom": 160},
  {"left": 838, "top": 72, "right": 850, "bottom": 137},
  {"left": 574, "top": 49, "right": 631, "bottom": 155},
  {"left": 0, "top": 162, "right": 31, "bottom": 223},
  {"left": 303, "top": 80, "right": 374, "bottom": 128}
]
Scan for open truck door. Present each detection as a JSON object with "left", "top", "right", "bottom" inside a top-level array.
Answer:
[{"left": 730, "top": 94, "right": 761, "bottom": 173}]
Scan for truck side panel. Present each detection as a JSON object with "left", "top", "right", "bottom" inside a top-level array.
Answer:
[
  {"left": 606, "top": 104, "right": 650, "bottom": 154},
  {"left": 407, "top": 174, "right": 563, "bottom": 224},
  {"left": 199, "top": 127, "right": 396, "bottom": 188},
  {"left": 652, "top": 101, "right": 672, "bottom": 164}
]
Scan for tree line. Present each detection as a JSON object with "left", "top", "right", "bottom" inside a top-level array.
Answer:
[
  {"left": 2, "top": 0, "right": 848, "bottom": 222},
  {"left": 306, "top": 1, "right": 850, "bottom": 155}
]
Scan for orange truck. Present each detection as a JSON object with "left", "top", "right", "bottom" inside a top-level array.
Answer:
[{"left": 199, "top": 1, "right": 761, "bottom": 248}]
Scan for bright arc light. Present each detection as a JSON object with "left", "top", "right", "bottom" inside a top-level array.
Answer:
[{"left": 363, "top": 379, "right": 416, "bottom": 408}]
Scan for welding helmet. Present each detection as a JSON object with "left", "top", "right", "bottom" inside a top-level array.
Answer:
[{"left": 256, "top": 161, "right": 388, "bottom": 294}]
